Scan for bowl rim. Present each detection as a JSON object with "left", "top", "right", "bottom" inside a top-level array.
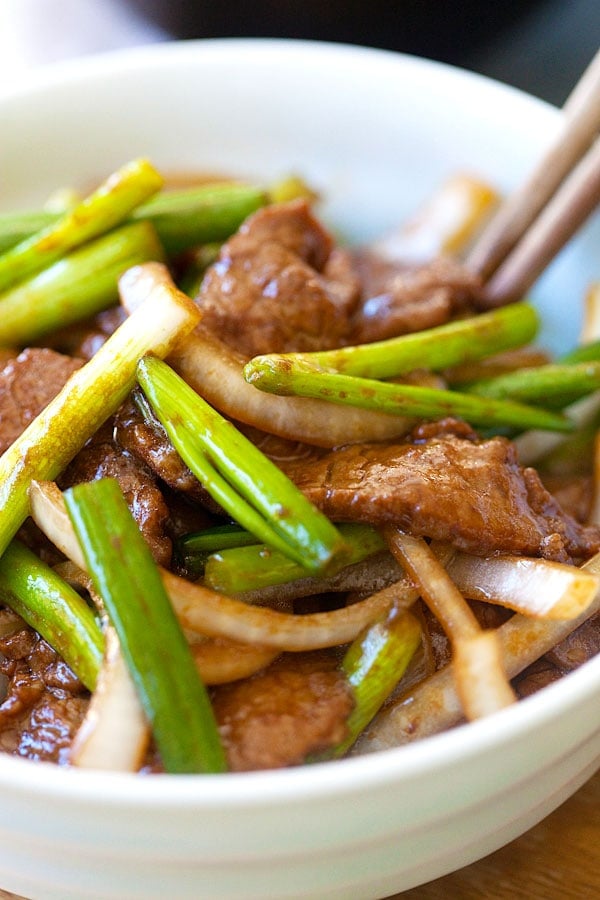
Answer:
[{"left": 0, "top": 37, "right": 598, "bottom": 808}]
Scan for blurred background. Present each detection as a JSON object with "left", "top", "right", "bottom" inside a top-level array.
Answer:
[{"left": 0, "top": 0, "right": 598, "bottom": 105}]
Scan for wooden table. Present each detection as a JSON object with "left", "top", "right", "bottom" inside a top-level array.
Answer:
[{"left": 1, "top": 770, "right": 598, "bottom": 899}]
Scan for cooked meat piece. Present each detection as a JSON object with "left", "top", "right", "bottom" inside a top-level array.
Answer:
[
  {"left": 115, "top": 399, "right": 206, "bottom": 499},
  {"left": 513, "top": 658, "right": 564, "bottom": 699},
  {"left": 40, "top": 306, "right": 127, "bottom": 359},
  {"left": 60, "top": 425, "right": 172, "bottom": 566},
  {"left": 115, "top": 398, "right": 325, "bottom": 516},
  {"left": 0, "top": 348, "right": 82, "bottom": 453},
  {"left": 197, "top": 200, "right": 361, "bottom": 357},
  {"left": 212, "top": 652, "right": 353, "bottom": 771},
  {"left": 541, "top": 474, "right": 593, "bottom": 524},
  {"left": 70, "top": 307, "right": 127, "bottom": 359},
  {"left": 545, "top": 612, "right": 600, "bottom": 671},
  {"left": 281, "top": 432, "right": 600, "bottom": 562},
  {"left": 348, "top": 254, "right": 482, "bottom": 344},
  {"left": 0, "top": 625, "right": 88, "bottom": 763},
  {"left": 113, "top": 398, "right": 226, "bottom": 523}
]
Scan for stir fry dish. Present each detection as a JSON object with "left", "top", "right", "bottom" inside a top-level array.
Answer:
[{"left": 0, "top": 159, "right": 598, "bottom": 773}]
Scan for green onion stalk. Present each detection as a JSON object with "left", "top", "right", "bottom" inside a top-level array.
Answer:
[
  {"left": 136, "top": 356, "right": 349, "bottom": 575},
  {"left": 0, "top": 271, "right": 201, "bottom": 558},
  {"left": 0, "top": 181, "right": 267, "bottom": 258},
  {"left": 243, "top": 356, "right": 572, "bottom": 434},
  {"left": 203, "top": 524, "right": 385, "bottom": 594},
  {"left": 64, "top": 477, "right": 226, "bottom": 774},
  {"left": 467, "top": 360, "right": 600, "bottom": 410},
  {"left": 0, "top": 158, "right": 163, "bottom": 293},
  {"left": 318, "top": 609, "right": 422, "bottom": 759},
  {"left": 175, "top": 524, "right": 260, "bottom": 580},
  {"left": 0, "top": 539, "right": 103, "bottom": 691},
  {"left": 0, "top": 221, "right": 164, "bottom": 346},
  {"left": 248, "top": 303, "right": 539, "bottom": 380}
]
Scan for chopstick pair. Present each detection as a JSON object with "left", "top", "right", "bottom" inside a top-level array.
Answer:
[{"left": 468, "top": 48, "right": 600, "bottom": 307}]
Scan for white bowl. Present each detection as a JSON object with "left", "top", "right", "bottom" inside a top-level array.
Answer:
[{"left": 0, "top": 39, "right": 599, "bottom": 900}]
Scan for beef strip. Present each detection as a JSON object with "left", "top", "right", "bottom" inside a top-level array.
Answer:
[
  {"left": 211, "top": 651, "right": 352, "bottom": 771},
  {"left": 280, "top": 429, "right": 600, "bottom": 562},
  {"left": 348, "top": 254, "right": 482, "bottom": 344},
  {"left": 540, "top": 474, "right": 593, "bottom": 524},
  {"left": 512, "top": 659, "right": 564, "bottom": 698},
  {"left": 197, "top": 200, "right": 482, "bottom": 357},
  {"left": 197, "top": 199, "right": 361, "bottom": 357},
  {"left": 38, "top": 306, "right": 127, "bottom": 360},
  {"left": 0, "top": 348, "right": 82, "bottom": 453},
  {"left": 60, "top": 424, "right": 172, "bottom": 567},
  {"left": 0, "top": 624, "right": 88, "bottom": 764},
  {"left": 114, "top": 398, "right": 213, "bottom": 506},
  {"left": 545, "top": 612, "right": 600, "bottom": 670}
]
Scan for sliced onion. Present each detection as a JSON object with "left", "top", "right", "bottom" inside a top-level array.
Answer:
[
  {"left": 357, "top": 549, "right": 600, "bottom": 752},
  {"left": 580, "top": 281, "right": 600, "bottom": 343},
  {"left": 385, "top": 528, "right": 516, "bottom": 719},
  {"left": 29, "top": 480, "right": 417, "bottom": 651},
  {"left": 70, "top": 625, "right": 150, "bottom": 771},
  {"left": 191, "top": 639, "right": 279, "bottom": 684}
]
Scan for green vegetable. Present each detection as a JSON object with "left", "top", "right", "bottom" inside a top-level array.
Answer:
[
  {"left": 0, "top": 273, "right": 200, "bottom": 558},
  {"left": 243, "top": 357, "right": 572, "bottom": 433},
  {"left": 134, "top": 182, "right": 267, "bottom": 255},
  {"left": 0, "top": 210, "right": 56, "bottom": 254},
  {"left": 0, "top": 181, "right": 267, "bottom": 257},
  {"left": 254, "top": 303, "right": 538, "bottom": 380},
  {"left": 0, "top": 540, "right": 103, "bottom": 691},
  {"left": 175, "top": 524, "right": 260, "bottom": 579},
  {"left": 136, "top": 356, "right": 349, "bottom": 575},
  {"left": 204, "top": 524, "right": 385, "bottom": 594},
  {"left": 64, "top": 478, "right": 226, "bottom": 774},
  {"left": 0, "top": 159, "right": 163, "bottom": 293},
  {"left": 467, "top": 360, "right": 600, "bottom": 409},
  {"left": 560, "top": 339, "right": 600, "bottom": 365},
  {"left": 0, "top": 221, "right": 164, "bottom": 346},
  {"left": 334, "top": 609, "right": 422, "bottom": 757}
]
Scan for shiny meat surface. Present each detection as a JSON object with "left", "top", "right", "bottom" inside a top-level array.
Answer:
[
  {"left": 281, "top": 432, "right": 600, "bottom": 561},
  {"left": 212, "top": 652, "right": 353, "bottom": 771},
  {"left": 0, "top": 348, "right": 82, "bottom": 454},
  {"left": 197, "top": 200, "right": 483, "bottom": 357},
  {"left": 349, "top": 253, "right": 481, "bottom": 344},
  {"left": 197, "top": 200, "right": 360, "bottom": 357},
  {"left": 545, "top": 612, "right": 600, "bottom": 670},
  {"left": 60, "top": 426, "right": 172, "bottom": 566},
  {"left": 115, "top": 399, "right": 207, "bottom": 500},
  {"left": 0, "top": 625, "right": 88, "bottom": 764}
]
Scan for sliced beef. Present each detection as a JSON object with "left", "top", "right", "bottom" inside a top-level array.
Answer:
[
  {"left": 541, "top": 474, "right": 593, "bottom": 524},
  {"left": 197, "top": 199, "right": 361, "bottom": 357},
  {"left": 513, "top": 658, "right": 564, "bottom": 698},
  {"left": 196, "top": 199, "right": 484, "bottom": 356},
  {"left": 212, "top": 652, "right": 353, "bottom": 771},
  {"left": 0, "top": 624, "right": 88, "bottom": 764},
  {"left": 39, "top": 306, "right": 127, "bottom": 360},
  {"left": 545, "top": 612, "right": 600, "bottom": 670},
  {"left": 0, "top": 348, "right": 82, "bottom": 453},
  {"left": 348, "top": 254, "right": 482, "bottom": 344},
  {"left": 114, "top": 398, "right": 323, "bottom": 515},
  {"left": 114, "top": 398, "right": 207, "bottom": 501},
  {"left": 281, "top": 431, "right": 600, "bottom": 562},
  {"left": 60, "top": 425, "right": 172, "bottom": 567},
  {"left": 69, "top": 307, "right": 127, "bottom": 359}
]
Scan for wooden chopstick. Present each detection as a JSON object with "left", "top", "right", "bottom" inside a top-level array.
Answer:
[
  {"left": 482, "top": 136, "right": 600, "bottom": 306},
  {"left": 467, "top": 48, "right": 600, "bottom": 306}
]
